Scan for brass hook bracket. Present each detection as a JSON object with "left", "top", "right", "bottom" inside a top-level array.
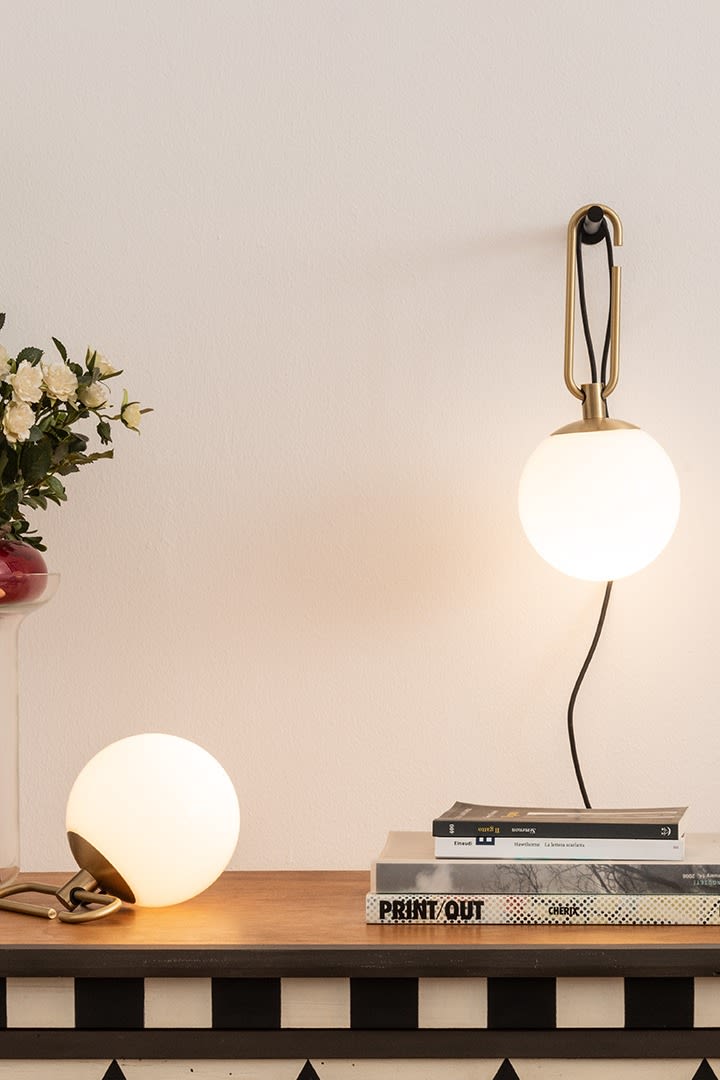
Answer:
[
  {"left": 564, "top": 204, "right": 623, "bottom": 402},
  {"left": 0, "top": 870, "right": 123, "bottom": 923}
]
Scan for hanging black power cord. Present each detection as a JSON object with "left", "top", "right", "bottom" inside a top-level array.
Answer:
[
  {"left": 566, "top": 208, "right": 615, "bottom": 809},
  {"left": 567, "top": 581, "right": 613, "bottom": 808}
]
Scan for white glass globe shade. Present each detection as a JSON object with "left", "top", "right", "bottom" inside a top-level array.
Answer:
[
  {"left": 518, "top": 427, "right": 680, "bottom": 581},
  {"left": 66, "top": 733, "right": 240, "bottom": 907}
]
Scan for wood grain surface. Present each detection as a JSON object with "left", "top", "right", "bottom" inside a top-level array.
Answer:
[{"left": 1, "top": 871, "right": 720, "bottom": 978}]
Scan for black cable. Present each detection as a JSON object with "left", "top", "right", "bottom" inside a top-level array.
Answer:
[
  {"left": 599, "top": 226, "right": 614, "bottom": 389},
  {"left": 566, "top": 209, "right": 616, "bottom": 808},
  {"left": 567, "top": 581, "right": 613, "bottom": 808},
  {"left": 576, "top": 215, "right": 614, "bottom": 395},
  {"left": 575, "top": 225, "right": 598, "bottom": 383}
]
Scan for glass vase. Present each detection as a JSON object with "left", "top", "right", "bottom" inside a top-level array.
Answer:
[{"left": 0, "top": 575, "right": 59, "bottom": 885}]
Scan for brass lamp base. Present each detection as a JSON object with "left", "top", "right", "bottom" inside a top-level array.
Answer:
[
  {"left": 0, "top": 868, "right": 123, "bottom": 922},
  {"left": 0, "top": 833, "right": 130, "bottom": 922}
]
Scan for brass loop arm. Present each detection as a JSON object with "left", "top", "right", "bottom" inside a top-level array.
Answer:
[
  {"left": 58, "top": 888, "right": 123, "bottom": 923},
  {"left": 0, "top": 881, "right": 59, "bottom": 919},
  {"left": 564, "top": 204, "right": 623, "bottom": 402},
  {"left": 0, "top": 874, "right": 123, "bottom": 923}
]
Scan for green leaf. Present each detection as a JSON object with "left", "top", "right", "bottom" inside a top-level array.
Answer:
[
  {"left": 51, "top": 337, "right": 68, "bottom": 362},
  {"left": 67, "top": 433, "right": 89, "bottom": 453},
  {"left": 69, "top": 363, "right": 83, "bottom": 378},
  {"left": 0, "top": 446, "right": 17, "bottom": 485},
  {"left": 26, "top": 425, "right": 44, "bottom": 444},
  {"left": 20, "top": 533, "right": 46, "bottom": 552},
  {"left": 83, "top": 450, "right": 114, "bottom": 463},
  {"left": 45, "top": 475, "right": 66, "bottom": 500},
  {"left": 20, "top": 440, "right": 52, "bottom": 484},
  {"left": 2, "top": 488, "right": 19, "bottom": 515},
  {"left": 0, "top": 313, "right": 5, "bottom": 331},
  {"left": 16, "top": 347, "right": 43, "bottom": 365}
]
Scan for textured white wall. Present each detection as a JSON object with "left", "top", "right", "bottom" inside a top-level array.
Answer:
[{"left": 0, "top": 0, "right": 714, "bottom": 871}]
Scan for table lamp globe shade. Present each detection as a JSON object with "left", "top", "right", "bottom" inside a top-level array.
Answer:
[
  {"left": 518, "top": 425, "right": 680, "bottom": 582},
  {"left": 65, "top": 733, "right": 240, "bottom": 908}
]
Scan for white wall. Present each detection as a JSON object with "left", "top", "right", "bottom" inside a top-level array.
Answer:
[{"left": 0, "top": 0, "right": 715, "bottom": 872}]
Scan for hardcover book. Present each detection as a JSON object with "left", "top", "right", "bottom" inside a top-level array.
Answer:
[
  {"left": 365, "top": 891, "right": 720, "bottom": 925},
  {"left": 432, "top": 801, "right": 687, "bottom": 839},
  {"left": 371, "top": 831, "right": 720, "bottom": 895}
]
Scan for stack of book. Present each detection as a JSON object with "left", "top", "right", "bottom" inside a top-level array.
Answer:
[{"left": 365, "top": 802, "right": 720, "bottom": 925}]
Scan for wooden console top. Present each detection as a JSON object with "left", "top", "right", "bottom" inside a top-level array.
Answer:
[{"left": 1, "top": 871, "right": 719, "bottom": 978}]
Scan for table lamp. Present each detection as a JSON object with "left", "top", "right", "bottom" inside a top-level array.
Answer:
[
  {"left": 518, "top": 204, "right": 680, "bottom": 805},
  {"left": 0, "top": 732, "right": 240, "bottom": 921}
]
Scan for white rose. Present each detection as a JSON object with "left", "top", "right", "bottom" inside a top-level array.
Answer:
[
  {"left": 92, "top": 351, "right": 118, "bottom": 376},
  {"left": 1, "top": 400, "right": 35, "bottom": 443},
  {"left": 41, "top": 359, "right": 79, "bottom": 402},
  {"left": 77, "top": 380, "right": 110, "bottom": 409},
  {"left": 121, "top": 402, "right": 142, "bottom": 430},
  {"left": 8, "top": 360, "right": 43, "bottom": 404},
  {"left": 0, "top": 345, "right": 10, "bottom": 379}
]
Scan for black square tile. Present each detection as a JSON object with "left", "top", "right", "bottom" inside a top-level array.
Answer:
[
  {"left": 75, "top": 978, "right": 144, "bottom": 1030},
  {"left": 212, "top": 978, "right": 281, "bottom": 1029},
  {"left": 488, "top": 977, "right": 556, "bottom": 1030},
  {"left": 350, "top": 977, "right": 418, "bottom": 1029},
  {"left": 625, "top": 977, "right": 694, "bottom": 1030}
]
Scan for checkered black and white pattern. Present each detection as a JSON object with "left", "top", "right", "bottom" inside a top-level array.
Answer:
[
  {"left": 3, "top": 975, "right": 720, "bottom": 1030},
  {"left": 3, "top": 975, "right": 720, "bottom": 1075}
]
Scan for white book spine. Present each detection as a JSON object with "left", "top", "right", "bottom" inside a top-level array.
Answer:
[
  {"left": 366, "top": 892, "right": 720, "bottom": 925},
  {"left": 434, "top": 835, "right": 685, "bottom": 861}
]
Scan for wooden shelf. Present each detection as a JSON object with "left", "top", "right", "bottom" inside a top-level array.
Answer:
[{"left": 2, "top": 870, "right": 720, "bottom": 978}]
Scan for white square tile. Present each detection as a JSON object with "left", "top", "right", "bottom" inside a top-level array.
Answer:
[
  {"left": 5, "top": 977, "right": 75, "bottom": 1029},
  {"left": 316, "top": 1063, "right": 502, "bottom": 1080},
  {"left": 418, "top": 977, "right": 487, "bottom": 1028},
  {"left": 144, "top": 977, "right": 212, "bottom": 1028},
  {"left": 695, "top": 977, "right": 720, "bottom": 1027},
  {"left": 556, "top": 976, "right": 624, "bottom": 1028},
  {"left": 0, "top": 1065, "right": 106, "bottom": 1080},
  {"left": 281, "top": 977, "right": 350, "bottom": 1028},
  {"left": 120, "top": 1063, "right": 305, "bottom": 1079},
  {"left": 519, "top": 1062, "right": 701, "bottom": 1079}
]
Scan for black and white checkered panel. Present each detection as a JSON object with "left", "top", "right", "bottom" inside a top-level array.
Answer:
[
  {"left": 0, "top": 1058, "right": 717, "bottom": 1079},
  {"left": 4, "top": 975, "right": 720, "bottom": 1030}
]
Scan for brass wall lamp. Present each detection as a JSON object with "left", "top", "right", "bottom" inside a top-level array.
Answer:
[{"left": 518, "top": 205, "right": 680, "bottom": 805}]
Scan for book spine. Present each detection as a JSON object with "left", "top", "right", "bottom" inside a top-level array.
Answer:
[
  {"left": 432, "top": 820, "right": 680, "bottom": 840},
  {"left": 366, "top": 892, "right": 720, "bottom": 925},
  {"left": 434, "top": 836, "right": 684, "bottom": 861}
]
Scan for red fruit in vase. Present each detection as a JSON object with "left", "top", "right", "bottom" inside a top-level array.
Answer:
[{"left": 0, "top": 541, "right": 48, "bottom": 604}]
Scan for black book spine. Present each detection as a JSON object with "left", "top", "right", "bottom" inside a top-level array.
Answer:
[{"left": 431, "top": 821, "right": 680, "bottom": 840}]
